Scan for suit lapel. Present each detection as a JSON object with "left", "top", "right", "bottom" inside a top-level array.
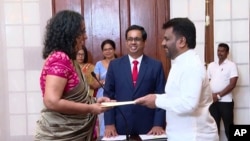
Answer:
[{"left": 122, "top": 56, "right": 134, "bottom": 89}]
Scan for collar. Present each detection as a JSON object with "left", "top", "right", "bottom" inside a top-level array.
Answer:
[
  {"left": 128, "top": 55, "right": 143, "bottom": 64},
  {"left": 172, "top": 49, "right": 194, "bottom": 64},
  {"left": 215, "top": 59, "right": 229, "bottom": 65}
]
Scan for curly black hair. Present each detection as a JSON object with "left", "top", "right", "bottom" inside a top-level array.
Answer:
[{"left": 42, "top": 10, "right": 84, "bottom": 59}]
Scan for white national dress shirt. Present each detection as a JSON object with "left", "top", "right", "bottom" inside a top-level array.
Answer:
[{"left": 155, "top": 50, "right": 219, "bottom": 141}]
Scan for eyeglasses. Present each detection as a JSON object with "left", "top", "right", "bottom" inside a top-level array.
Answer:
[
  {"left": 127, "top": 37, "right": 143, "bottom": 42},
  {"left": 77, "top": 53, "right": 84, "bottom": 56}
]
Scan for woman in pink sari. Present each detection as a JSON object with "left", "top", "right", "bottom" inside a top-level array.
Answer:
[{"left": 35, "top": 10, "right": 111, "bottom": 141}]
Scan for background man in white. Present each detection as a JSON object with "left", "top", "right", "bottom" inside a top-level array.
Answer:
[{"left": 207, "top": 43, "right": 238, "bottom": 140}]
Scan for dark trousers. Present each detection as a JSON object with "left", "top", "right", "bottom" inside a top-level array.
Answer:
[{"left": 209, "top": 101, "right": 234, "bottom": 140}]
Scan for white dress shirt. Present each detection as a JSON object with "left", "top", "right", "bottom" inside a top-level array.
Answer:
[
  {"left": 155, "top": 50, "right": 219, "bottom": 141},
  {"left": 128, "top": 55, "right": 143, "bottom": 72}
]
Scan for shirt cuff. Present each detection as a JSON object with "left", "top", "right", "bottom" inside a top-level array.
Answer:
[{"left": 155, "top": 94, "right": 166, "bottom": 110}]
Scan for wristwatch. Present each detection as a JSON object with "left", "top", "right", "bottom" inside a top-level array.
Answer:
[{"left": 216, "top": 94, "right": 221, "bottom": 100}]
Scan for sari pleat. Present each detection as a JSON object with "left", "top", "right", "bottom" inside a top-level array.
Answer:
[{"left": 35, "top": 61, "right": 97, "bottom": 141}]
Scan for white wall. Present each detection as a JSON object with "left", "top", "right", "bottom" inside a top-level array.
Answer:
[
  {"left": 170, "top": 0, "right": 207, "bottom": 63},
  {"left": 170, "top": 0, "right": 250, "bottom": 141},
  {"left": 0, "top": 0, "right": 52, "bottom": 140},
  {"left": 0, "top": 0, "right": 249, "bottom": 141}
]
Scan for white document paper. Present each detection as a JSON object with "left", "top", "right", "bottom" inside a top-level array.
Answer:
[
  {"left": 101, "top": 101, "right": 136, "bottom": 107},
  {"left": 101, "top": 135, "right": 126, "bottom": 140},
  {"left": 139, "top": 134, "right": 167, "bottom": 140}
]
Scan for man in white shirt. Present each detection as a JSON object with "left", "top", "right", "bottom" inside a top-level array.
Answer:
[
  {"left": 207, "top": 43, "right": 238, "bottom": 140},
  {"left": 136, "top": 18, "right": 219, "bottom": 141}
]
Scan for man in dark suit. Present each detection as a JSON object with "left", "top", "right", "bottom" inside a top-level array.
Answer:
[{"left": 104, "top": 25, "right": 166, "bottom": 137}]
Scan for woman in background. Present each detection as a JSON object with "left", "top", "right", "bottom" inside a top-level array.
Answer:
[
  {"left": 75, "top": 47, "right": 100, "bottom": 139},
  {"left": 75, "top": 47, "right": 97, "bottom": 97},
  {"left": 94, "top": 39, "right": 117, "bottom": 137},
  {"left": 35, "top": 10, "right": 110, "bottom": 141}
]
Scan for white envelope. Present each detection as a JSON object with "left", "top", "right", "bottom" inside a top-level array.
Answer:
[{"left": 101, "top": 101, "right": 136, "bottom": 107}]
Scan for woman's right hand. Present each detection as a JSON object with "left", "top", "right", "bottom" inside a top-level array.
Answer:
[
  {"left": 89, "top": 103, "right": 110, "bottom": 114},
  {"left": 90, "top": 97, "right": 115, "bottom": 114}
]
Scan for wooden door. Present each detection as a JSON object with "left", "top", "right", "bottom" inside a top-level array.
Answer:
[{"left": 52, "top": 0, "right": 170, "bottom": 77}]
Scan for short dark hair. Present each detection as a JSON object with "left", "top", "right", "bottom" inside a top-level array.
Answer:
[
  {"left": 42, "top": 10, "right": 84, "bottom": 59},
  {"left": 162, "top": 18, "right": 196, "bottom": 49},
  {"left": 218, "top": 43, "right": 229, "bottom": 52},
  {"left": 101, "top": 39, "right": 117, "bottom": 58},
  {"left": 101, "top": 39, "right": 116, "bottom": 51},
  {"left": 125, "top": 25, "right": 147, "bottom": 41}
]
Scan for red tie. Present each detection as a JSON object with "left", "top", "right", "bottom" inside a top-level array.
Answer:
[{"left": 132, "top": 60, "right": 139, "bottom": 86}]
